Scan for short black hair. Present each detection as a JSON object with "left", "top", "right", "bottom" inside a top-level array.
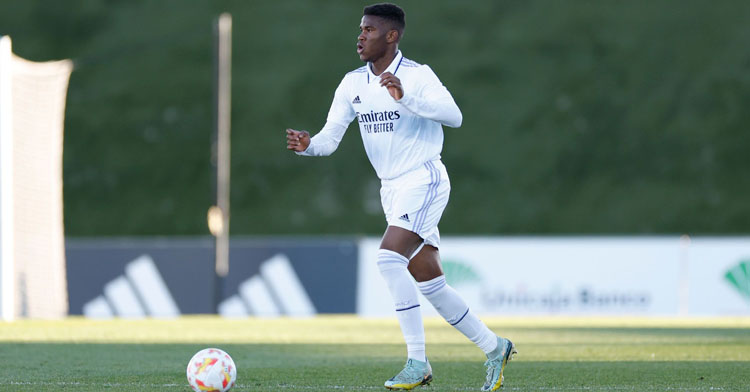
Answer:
[{"left": 363, "top": 3, "right": 406, "bottom": 36}]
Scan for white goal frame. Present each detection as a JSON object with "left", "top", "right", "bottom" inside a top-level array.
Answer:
[
  {"left": 0, "top": 35, "right": 14, "bottom": 321},
  {"left": 0, "top": 35, "right": 73, "bottom": 321}
]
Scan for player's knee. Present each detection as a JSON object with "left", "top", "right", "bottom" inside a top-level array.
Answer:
[
  {"left": 409, "top": 267, "right": 443, "bottom": 282},
  {"left": 408, "top": 246, "right": 443, "bottom": 282},
  {"left": 376, "top": 249, "right": 409, "bottom": 275}
]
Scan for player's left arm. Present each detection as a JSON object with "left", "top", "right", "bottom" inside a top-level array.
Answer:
[{"left": 380, "top": 66, "right": 462, "bottom": 128}]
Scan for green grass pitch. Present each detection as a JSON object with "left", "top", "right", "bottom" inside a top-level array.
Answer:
[{"left": 1, "top": 316, "right": 748, "bottom": 391}]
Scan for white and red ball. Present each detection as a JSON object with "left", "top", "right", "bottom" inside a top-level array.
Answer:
[{"left": 186, "top": 348, "right": 237, "bottom": 392}]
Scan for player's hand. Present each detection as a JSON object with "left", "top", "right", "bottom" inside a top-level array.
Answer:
[
  {"left": 379, "top": 72, "right": 403, "bottom": 100},
  {"left": 286, "top": 128, "right": 310, "bottom": 152}
]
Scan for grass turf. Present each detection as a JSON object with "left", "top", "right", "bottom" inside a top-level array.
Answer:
[{"left": 0, "top": 316, "right": 748, "bottom": 391}]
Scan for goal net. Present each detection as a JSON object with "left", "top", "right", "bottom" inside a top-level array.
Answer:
[{"left": 0, "top": 36, "right": 72, "bottom": 320}]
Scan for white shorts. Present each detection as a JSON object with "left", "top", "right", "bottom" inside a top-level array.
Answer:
[{"left": 380, "top": 160, "right": 450, "bottom": 248}]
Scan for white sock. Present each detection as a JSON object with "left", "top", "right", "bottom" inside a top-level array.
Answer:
[
  {"left": 377, "top": 249, "right": 426, "bottom": 362},
  {"left": 418, "top": 275, "right": 498, "bottom": 354}
]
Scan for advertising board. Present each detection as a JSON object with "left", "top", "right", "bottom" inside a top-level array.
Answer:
[
  {"left": 67, "top": 237, "right": 359, "bottom": 317},
  {"left": 357, "top": 237, "right": 750, "bottom": 316}
]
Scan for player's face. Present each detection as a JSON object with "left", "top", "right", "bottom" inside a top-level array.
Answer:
[{"left": 357, "top": 15, "right": 391, "bottom": 62}]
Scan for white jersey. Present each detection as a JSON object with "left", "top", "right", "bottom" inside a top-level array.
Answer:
[{"left": 297, "top": 51, "right": 462, "bottom": 180}]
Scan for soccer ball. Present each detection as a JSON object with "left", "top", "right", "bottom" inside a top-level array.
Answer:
[{"left": 186, "top": 348, "right": 237, "bottom": 392}]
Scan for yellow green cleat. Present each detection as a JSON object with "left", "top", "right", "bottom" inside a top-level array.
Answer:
[
  {"left": 384, "top": 358, "right": 432, "bottom": 390},
  {"left": 481, "top": 337, "right": 517, "bottom": 391}
]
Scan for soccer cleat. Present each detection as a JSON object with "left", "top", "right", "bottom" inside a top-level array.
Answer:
[
  {"left": 481, "top": 337, "right": 517, "bottom": 391},
  {"left": 384, "top": 358, "right": 433, "bottom": 390}
]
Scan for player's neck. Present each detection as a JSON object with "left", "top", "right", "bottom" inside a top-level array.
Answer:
[{"left": 370, "top": 48, "right": 398, "bottom": 76}]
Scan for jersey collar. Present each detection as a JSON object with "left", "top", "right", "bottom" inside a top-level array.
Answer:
[{"left": 367, "top": 50, "right": 404, "bottom": 83}]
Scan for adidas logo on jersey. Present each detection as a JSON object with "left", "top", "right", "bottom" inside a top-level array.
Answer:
[
  {"left": 352, "top": 96, "right": 361, "bottom": 104},
  {"left": 399, "top": 213, "right": 410, "bottom": 222}
]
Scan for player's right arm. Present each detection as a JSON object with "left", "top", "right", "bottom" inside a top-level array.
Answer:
[{"left": 286, "top": 77, "right": 356, "bottom": 156}]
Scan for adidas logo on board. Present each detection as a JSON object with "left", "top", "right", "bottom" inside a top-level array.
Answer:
[
  {"left": 82, "top": 255, "right": 180, "bottom": 319},
  {"left": 218, "top": 254, "right": 317, "bottom": 318}
]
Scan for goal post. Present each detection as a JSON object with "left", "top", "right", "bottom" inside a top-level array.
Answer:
[
  {"left": 0, "top": 36, "right": 13, "bottom": 321},
  {"left": 0, "top": 36, "right": 73, "bottom": 321}
]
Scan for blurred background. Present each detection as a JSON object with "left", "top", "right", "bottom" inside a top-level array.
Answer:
[{"left": 1, "top": 0, "right": 749, "bottom": 320}]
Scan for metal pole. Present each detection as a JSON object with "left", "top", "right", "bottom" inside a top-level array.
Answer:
[{"left": 210, "top": 13, "right": 232, "bottom": 313}]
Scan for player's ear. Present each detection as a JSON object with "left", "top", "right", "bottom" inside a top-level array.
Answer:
[{"left": 386, "top": 29, "right": 399, "bottom": 43}]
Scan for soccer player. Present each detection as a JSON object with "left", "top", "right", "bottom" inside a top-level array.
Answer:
[{"left": 286, "top": 3, "right": 516, "bottom": 391}]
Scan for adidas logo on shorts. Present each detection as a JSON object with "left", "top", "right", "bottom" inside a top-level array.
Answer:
[{"left": 399, "top": 213, "right": 410, "bottom": 222}]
